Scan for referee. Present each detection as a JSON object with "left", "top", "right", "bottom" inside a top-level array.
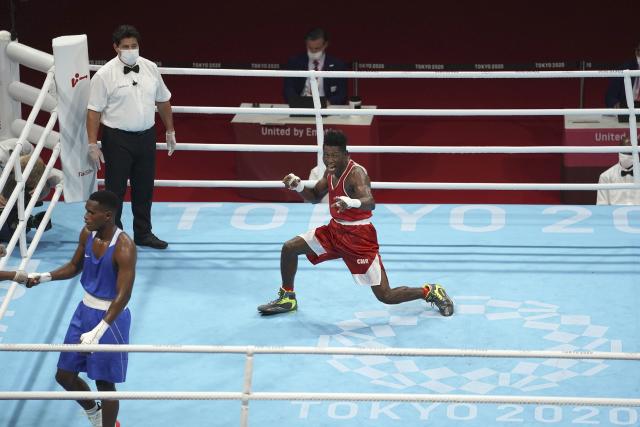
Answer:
[{"left": 87, "top": 24, "right": 176, "bottom": 249}]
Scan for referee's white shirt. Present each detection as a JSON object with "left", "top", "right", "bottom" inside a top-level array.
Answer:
[
  {"left": 88, "top": 56, "right": 171, "bottom": 132},
  {"left": 596, "top": 163, "right": 640, "bottom": 205}
]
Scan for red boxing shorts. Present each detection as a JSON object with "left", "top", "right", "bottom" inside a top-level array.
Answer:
[{"left": 298, "top": 219, "right": 384, "bottom": 286}]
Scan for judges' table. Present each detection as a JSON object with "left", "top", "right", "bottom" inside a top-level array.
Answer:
[
  {"left": 563, "top": 114, "right": 637, "bottom": 203},
  {"left": 563, "top": 115, "right": 634, "bottom": 167},
  {"left": 232, "top": 103, "right": 379, "bottom": 201}
]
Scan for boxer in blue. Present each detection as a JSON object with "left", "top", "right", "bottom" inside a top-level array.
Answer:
[{"left": 28, "top": 190, "right": 136, "bottom": 427}]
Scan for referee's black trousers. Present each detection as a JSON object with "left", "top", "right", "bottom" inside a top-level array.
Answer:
[{"left": 101, "top": 125, "right": 156, "bottom": 239}]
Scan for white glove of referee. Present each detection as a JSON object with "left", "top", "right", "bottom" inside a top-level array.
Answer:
[
  {"left": 166, "top": 131, "right": 177, "bottom": 156},
  {"left": 80, "top": 319, "right": 110, "bottom": 345},
  {"left": 283, "top": 173, "right": 304, "bottom": 192},
  {"left": 88, "top": 144, "right": 105, "bottom": 171}
]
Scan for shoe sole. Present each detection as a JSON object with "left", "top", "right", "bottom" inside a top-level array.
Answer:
[
  {"left": 257, "top": 305, "right": 297, "bottom": 315},
  {"left": 258, "top": 308, "right": 297, "bottom": 316},
  {"left": 440, "top": 305, "right": 454, "bottom": 317},
  {"left": 135, "top": 242, "right": 168, "bottom": 249}
]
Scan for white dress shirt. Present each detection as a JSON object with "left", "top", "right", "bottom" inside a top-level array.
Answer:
[
  {"left": 596, "top": 163, "right": 640, "bottom": 205},
  {"left": 88, "top": 56, "right": 171, "bottom": 132},
  {"left": 302, "top": 54, "right": 326, "bottom": 97}
]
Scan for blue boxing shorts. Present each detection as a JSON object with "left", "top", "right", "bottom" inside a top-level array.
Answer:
[{"left": 57, "top": 301, "right": 131, "bottom": 383}]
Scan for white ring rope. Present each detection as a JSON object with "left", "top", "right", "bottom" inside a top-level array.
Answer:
[
  {"left": 0, "top": 391, "right": 638, "bottom": 407},
  {"left": 95, "top": 66, "right": 640, "bottom": 80},
  {"left": 0, "top": 41, "right": 63, "bottom": 325},
  {"left": 86, "top": 55, "right": 640, "bottom": 192},
  {"left": 0, "top": 70, "right": 55, "bottom": 194},
  {"left": 95, "top": 179, "right": 640, "bottom": 191},
  {"left": 1, "top": 344, "right": 638, "bottom": 407},
  {"left": 2, "top": 42, "right": 638, "bottom": 419},
  {"left": 0, "top": 183, "right": 63, "bottom": 320},
  {"left": 157, "top": 142, "right": 638, "bottom": 154},
  {"left": 1, "top": 343, "right": 639, "bottom": 360},
  {"left": 173, "top": 105, "right": 639, "bottom": 117}
]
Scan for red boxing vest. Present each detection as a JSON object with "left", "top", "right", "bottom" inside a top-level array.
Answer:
[{"left": 328, "top": 159, "right": 373, "bottom": 222}]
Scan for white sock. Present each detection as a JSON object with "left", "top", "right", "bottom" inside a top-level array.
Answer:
[{"left": 86, "top": 403, "right": 100, "bottom": 414}]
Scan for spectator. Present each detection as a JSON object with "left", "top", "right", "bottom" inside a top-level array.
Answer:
[
  {"left": 605, "top": 41, "right": 640, "bottom": 108},
  {"left": 597, "top": 136, "right": 640, "bottom": 205},
  {"left": 0, "top": 138, "right": 34, "bottom": 171},
  {"left": 283, "top": 28, "right": 348, "bottom": 105},
  {"left": 0, "top": 155, "right": 59, "bottom": 241}
]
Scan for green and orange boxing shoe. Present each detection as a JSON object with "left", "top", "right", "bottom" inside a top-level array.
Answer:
[
  {"left": 257, "top": 288, "right": 298, "bottom": 315},
  {"left": 424, "top": 284, "right": 454, "bottom": 317}
]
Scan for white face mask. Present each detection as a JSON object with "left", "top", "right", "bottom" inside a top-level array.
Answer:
[
  {"left": 619, "top": 153, "right": 634, "bottom": 170},
  {"left": 119, "top": 48, "right": 139, "bottom": 66},
  {"left": 307, "top": 50, "right": 323, "bottom": 61}
]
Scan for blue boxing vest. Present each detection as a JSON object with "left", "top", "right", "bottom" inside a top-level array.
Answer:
[{"left": 80, "top": 229, "right": 122, "bottom": 299}]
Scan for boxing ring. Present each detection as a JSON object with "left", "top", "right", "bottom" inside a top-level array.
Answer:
[{"left": 0, "top": 33, "right": 639, "bottom": 427}]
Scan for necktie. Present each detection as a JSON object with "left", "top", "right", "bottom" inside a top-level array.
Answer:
[
  {"left": 621, "top": 168, "right": 634, "bottom": 177},
  {"left": 313, "top": 60, "right": 319, "bottom": 71},
  {"left": 124, "top": 65, "right": 139, "bottom": 74}
]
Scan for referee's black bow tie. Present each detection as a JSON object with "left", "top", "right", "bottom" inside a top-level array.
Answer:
[
  {"left": 124, "top": 65, "right": 139, "bottom": 74},
  {"left": 621, "top": 168, "right": 633, "bottom": 177}
]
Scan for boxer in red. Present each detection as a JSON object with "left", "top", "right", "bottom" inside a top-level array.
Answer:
[{"left": 258, "top": 130, "right": 453, "bottom": 317}]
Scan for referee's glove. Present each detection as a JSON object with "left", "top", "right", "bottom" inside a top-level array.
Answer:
[
  {"left": 88, "top": 144, "right": 105, "bottom": 171},
  {"left": 166, "top": 131, "right": 177, "bottom": 156}
]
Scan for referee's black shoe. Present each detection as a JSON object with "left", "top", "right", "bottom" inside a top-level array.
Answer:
[{"left": 134, "top": 233, "right": 168, "bottom": 249}]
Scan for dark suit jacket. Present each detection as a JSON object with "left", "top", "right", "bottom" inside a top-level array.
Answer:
[
  {"left": 283, "top": 53, "right": 348, "bottom": 105},
  {"left": 605, "top": 59, "right": 639, "bottom": 107}
]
